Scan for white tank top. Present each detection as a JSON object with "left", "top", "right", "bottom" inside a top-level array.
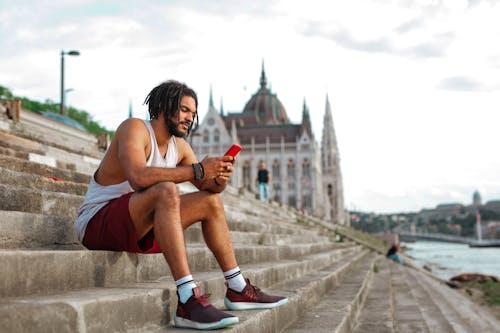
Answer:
[{"left": 76, "top": 120, "right": 178, "bottom": 242}]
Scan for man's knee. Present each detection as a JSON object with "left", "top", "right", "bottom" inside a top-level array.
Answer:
[
  {"left": 205, "top": 192, "right": 224, "bottom": 212},
  {"left": 152, "top": 182, "right": 180, "bottom": 208}
]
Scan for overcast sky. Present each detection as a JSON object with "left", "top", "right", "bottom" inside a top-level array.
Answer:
[{"left": 1, "top": 0, "right": 499, "bottom": 213}]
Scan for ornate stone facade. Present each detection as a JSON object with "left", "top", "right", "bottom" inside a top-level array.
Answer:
[{"left": 192, "top": 65, "right": 347, "bottom": 224}]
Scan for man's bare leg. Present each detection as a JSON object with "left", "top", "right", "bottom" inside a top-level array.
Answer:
[
  {"left": 128, "top": 182, "right": 191, "bottom": 280},
  {"left": 179, "top": 190, "right": 237, "bottom": 271},
  {"left": 128, "top": 182, "right": 287, "bottom": 318},
  {"left": 128, "top": 182, "right": 238, "bottom": 279}
]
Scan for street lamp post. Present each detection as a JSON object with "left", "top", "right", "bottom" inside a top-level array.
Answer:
[
  {"left": 65, "top": 88, "right": 74, "bottom": 110},
  {"left": 60, "top": 50, "right": 80, "bottom": 115}
]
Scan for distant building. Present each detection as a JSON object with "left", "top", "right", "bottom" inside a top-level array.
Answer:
[
  {"left": 418, "top": 203, "right": 465, "bottom": 222},
  {"left": 484, "top": 200, "right": 500, "bottom": 214},
  {"left": 192, "top": 63, "right": 347, "bottom": 224},
  {"left": 416, "top": 191, "right": 500, "bottom": 223},
  {"left": 473, "top": 190, "right": 482, "bottom": 207}
]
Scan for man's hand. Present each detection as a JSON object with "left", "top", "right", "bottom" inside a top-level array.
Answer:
[{"left": 201, "top": 155, "right": 234, "bottom": 180}]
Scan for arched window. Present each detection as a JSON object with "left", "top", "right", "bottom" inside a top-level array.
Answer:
[
  {"left": 287, "top": 159, "right": 295, "bottom": 178},
  {"left": 302, "top": 159, "right": 310, "bottom": 178},
  {"left": 213, "top": 129, "right": 220, "bottom": 143},
  {"left": 272, "top": 160, "right": 280, "bottom": 178},
  {"left": 243, "top": 161, "right": 251, "bottom": 191},
  {"left": 203, "top": 130, "right": 209, "bottom": 143},
  {"left": 273, "top": 182, "right": 281, "bottom": 204},
  {"left": 302, "top": 194, "right": 312, "bottom": 210}
]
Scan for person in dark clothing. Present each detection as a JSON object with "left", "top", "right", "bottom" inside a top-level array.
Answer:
[
  {"left": 257, "top": 161, "right": 271, "bottom": 202},
  {"left": 386, "top": 243, "right": 404, "bottom": 264}
]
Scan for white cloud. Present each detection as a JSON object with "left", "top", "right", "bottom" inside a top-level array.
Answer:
[{"left": 1, "top": 0, "right": 500, "bottom": 213}]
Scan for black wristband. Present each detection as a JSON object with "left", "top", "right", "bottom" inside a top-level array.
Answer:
[
  {"left": 192, "top": 163, "right": 204, "bottom": 180},
  {"left": 198, "top": 162, "right": 205, "bottom": 178},
  {"left": 213, "top": 177, "right": 221, "bottom": 186},
  {"left": 191, "top": 163, "right": 197, "bottom": 179}
]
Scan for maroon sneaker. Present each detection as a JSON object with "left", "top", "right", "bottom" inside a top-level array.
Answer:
[
  {"left": 174, "top": 287, "right": 239, "bottom": 330},
  {"left": 224, "top": 278, "right": 288, "bottom": 310}
]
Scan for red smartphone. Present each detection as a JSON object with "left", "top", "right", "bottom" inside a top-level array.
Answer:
[{"left": 224, "top": 144, "right": 242, "bottom": 158}]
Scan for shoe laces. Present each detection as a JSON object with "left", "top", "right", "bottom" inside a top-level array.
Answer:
[
  {"left": 244, "top": 283, "right": 261, "bottom": 299},
  {"left": 194, "top": 292, "right": 212, "bottom": 307}
]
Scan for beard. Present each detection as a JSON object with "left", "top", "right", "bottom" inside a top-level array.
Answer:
[{"left": 165, "top": 116, "right": 190, "bottom": 138}]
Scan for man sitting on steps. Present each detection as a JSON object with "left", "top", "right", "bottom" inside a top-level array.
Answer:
[{"left": 76, "top": 80, "right": 287, "bottom": 330}]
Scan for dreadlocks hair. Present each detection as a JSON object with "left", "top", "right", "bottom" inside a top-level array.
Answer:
[{"left": 144, "top": 80, "right": 199, "bottom": 136}]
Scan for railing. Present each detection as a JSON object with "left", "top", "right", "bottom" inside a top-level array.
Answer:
[{"left": 399, "top": 231, "right": 475, "bottom": 244}]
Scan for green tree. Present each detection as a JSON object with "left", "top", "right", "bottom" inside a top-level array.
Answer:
[{"left": 1, "top": 85, "right": 113, "bottom": 136}]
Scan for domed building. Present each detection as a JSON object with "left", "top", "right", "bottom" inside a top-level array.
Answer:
[{"left": 192, "top": 64, "right": 346, "bottom": 224}]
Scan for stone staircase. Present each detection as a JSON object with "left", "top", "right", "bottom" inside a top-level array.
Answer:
[{"left": 0, "top": 111, "right": 499, "bottom": 333}]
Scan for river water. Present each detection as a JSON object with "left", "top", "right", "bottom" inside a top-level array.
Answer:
[{"left": 404, "top": 240, "right": 500, "bottom": 280}]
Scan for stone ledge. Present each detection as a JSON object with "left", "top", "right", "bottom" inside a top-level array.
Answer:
[{"left": 0, "top": 249, "right": 368, "bottom": 333}]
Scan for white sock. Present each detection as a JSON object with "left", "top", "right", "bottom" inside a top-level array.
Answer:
[
  {"left": 224, "top": 267, "right": 247, "bottom": 292},
  {"left": 175, "top": 275, "right": 197, "bottom": 303}
]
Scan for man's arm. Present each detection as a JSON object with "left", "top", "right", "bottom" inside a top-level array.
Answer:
[
  {"left": 115, "top": 119, "right": 233, "bottom": 191},
  {"left": 117, "top": 119, "right": 199, "bottom": 190}
]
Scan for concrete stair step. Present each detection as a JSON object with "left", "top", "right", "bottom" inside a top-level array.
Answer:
[
  {"left": 0, "top": 130, "right": 46, "bottom": 155},
  {"left": 0, "top": 184, "right": 83, "bottom": 218},
  {"left": 0, "top": 287, "right": 166, "bottom": 333},
  {"left": 282, "top": 251, "right": 376, "bottom": 333},
  {"left": 0, "top": 243, "right": 359, "bottom": 298},
  {"left": 16, "top": 110, "right": 103, "bottom": 157},
  {"left": 0, "top": 211, "right": 82, "bottom": 249},
  {"left": 0, "top": 166, "right": 88, "bottom": 196},
  {"left": 352, "top": 257, "right": 394, "bottom": 333},
  {"left": 0, "top": 158, "right": 327, "bottom": 244},
  {"left": 184, "top": 226, "right": 327, "bottom": 246},
  {"left": 0, "top": 144, "right": 30, "bottom": 160},
  {"left": 1, "top": 117, "right": 102, "bottom": 157},
  {"left": 0, "top": 154, "right": 91, "bottom": 184},
  {"left": 0, "top": 247, "right": 367, "bottom": 333},
  {"left": 258, "top": 232, "right": 330, "bottom": 245},
  {"left": 224, "top": 201, "right": 330, "bottom": 238},
  {"left": 224, "top": 206, "right": 324, "bottom": 238},
  {"left": 0, "top": 162, "right": 332, "bottom": 250},
  {"left": 0, "top": 178, "right": 320, "bottom": 240},
  {"left": 0, "top": 210, "right": 332, "bottom": 250},
  {"left": 0, "top": 129, "right": 101, "bottom": 175},
  {"left": 178, "top": 249, "right": 371, "bottom": 333},
  {"left": 225, "top": 199, "right": 296, "bottom": 223},
  {"left": 400, "top": 265, "right": 500, "bottom": 332},
  {"left": 390, "top": 262, "right": 431, "bottom": 332},
  {"left": 398, "top": 264, "right": 457, "bottom": 332},
  {"left": 184, "top": 226, "right": 260, "bottom": 245}
]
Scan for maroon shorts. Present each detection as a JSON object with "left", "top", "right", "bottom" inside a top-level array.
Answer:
[{"left": 82, "top": 192, "right": 161, "bottom": 254}]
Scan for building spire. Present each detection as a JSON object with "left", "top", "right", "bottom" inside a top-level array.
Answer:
[
  {"left": 321, "top": 93, "right": 346, "bottom": 225},
  {"left": 128, "top": 100, "right": 133, "bottom": 118},
  {"left": 259, "top": 59, "right": 267, "bottom": 90},
  {"left": 301, "top": 97, "right": 313, "bottom": 138},
  {"left": 209, "top": 84, "right": 214, "bottom": 108},
  {"left": 220, "top": 96, "right": 224, "bottom": 117},
  {"left": 322, "top": 93, "right": 338, "bottom": 157}
]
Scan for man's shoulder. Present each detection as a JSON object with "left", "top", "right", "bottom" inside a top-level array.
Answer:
[
  {"left": 120, "top": 117, "right": 147, "bottom": 129},
  {"left": 116, "top": 118, "right": 149, "bottom": 136},
  {"left": 174, "top": 136, "right": 192, "bottom": 155}
]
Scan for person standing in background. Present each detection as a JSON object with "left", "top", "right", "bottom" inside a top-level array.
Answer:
[{"left": 257, "top": 161, "right": 271, "bottom": 203}]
